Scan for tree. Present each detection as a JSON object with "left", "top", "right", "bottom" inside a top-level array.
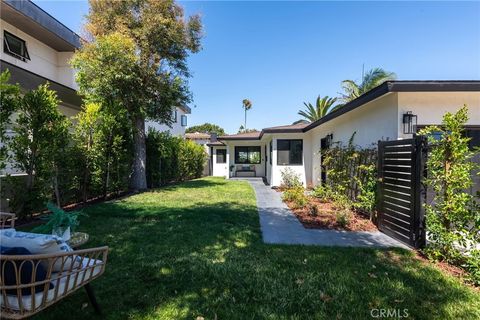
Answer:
[
  {"left": 74, "top": 102, "right": 131, "bottom": 202},
  {"left": 340, "top": 67, "right": 396, "bottom": 103},
  {"left": 237, "top": 126, "right": 258, "bottom": 134},
  {"left": 242, "top": 99, "right": 252, "bottom": 129},
  {"left": 298, "top": 96, "right": 338, "bottom": 122},
  {"left": 419, "top": 106, "right": 479, "bottom": 263},
  {"left": 8, "top": 84, "right": 71, "bottom": 217},
  {"left": 72, "top": 0, "right": 202, "bottom": 191},
  {"left": 0, "top": 70, "right": 19, "bottom": 171},
  {"left": 186, "top": 123, "right": 226, "bottom": 136}
]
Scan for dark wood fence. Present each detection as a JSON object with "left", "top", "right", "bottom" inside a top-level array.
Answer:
[{"left": 377, "top": 136, "right": 427, "bottom": 248}]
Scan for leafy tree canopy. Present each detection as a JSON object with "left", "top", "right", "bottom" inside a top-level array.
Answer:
[
  {"left": 186, "top": 123, "right": 226, "bottom": 136},
  {"left": 340, "top": 67, "right": 396, "bottom": 103},
  {"left": 72, "top": 0, "right": 203, "bottom": 190},
  {"left": 298, "top": 96, "right": 338, "bottom": 122},
  {"left": 0, "top": 70, "right": 20, "bottom": 170}
]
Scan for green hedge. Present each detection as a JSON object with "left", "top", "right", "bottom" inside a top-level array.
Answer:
[{"left": 146, "top": 128, "right": 207, "bottom": 188}]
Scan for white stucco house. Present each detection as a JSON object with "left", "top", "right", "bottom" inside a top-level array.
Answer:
[{"left": 209, "top": 81, "right": 480, "bottom": 187}]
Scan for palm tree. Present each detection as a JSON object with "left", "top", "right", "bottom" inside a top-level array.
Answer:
[
  {"left": 340, "top": 67, "right": 396, "bottom": 103},
  {"left": 242, "top": 99, "right": 252, "bottom": 129},
  {"left": 298, "top": 96, "right": 338, "bottom": 122}
]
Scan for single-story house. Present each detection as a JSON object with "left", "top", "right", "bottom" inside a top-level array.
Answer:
[{"left": 209, "top": 81, "right": 480, "bottom": 187}]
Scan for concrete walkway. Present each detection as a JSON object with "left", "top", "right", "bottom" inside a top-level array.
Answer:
[{"left": 239, "top": 178, "right": 409, "bottom": 249}]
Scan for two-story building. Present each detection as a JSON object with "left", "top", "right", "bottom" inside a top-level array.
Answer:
[{"left": 0, "top": 0, "right": 192, "bottom": 177}]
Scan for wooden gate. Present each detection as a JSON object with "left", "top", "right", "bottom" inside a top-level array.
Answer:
[{"left": 377, "top": 136, "right": 427, "bottom": 248}]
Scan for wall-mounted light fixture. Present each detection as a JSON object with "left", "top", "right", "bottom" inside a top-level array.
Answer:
[{"left": 402, "top": 111, "right": 417, "bottom": 134}]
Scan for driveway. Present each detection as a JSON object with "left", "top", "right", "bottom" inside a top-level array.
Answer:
[{"left": 239, "top": 178, "right": 409, "bottom": 249}]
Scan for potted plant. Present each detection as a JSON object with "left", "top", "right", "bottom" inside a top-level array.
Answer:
[{"left": 32, "top": 203, "right": 84, "bottom": 241}]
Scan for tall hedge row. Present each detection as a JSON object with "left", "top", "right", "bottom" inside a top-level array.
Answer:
[
  {"left": 1, "top": 71, "right": 206, "bottom": 219},
  {"left": 146, "top": 128, "right": 207, "bottom": 188}
]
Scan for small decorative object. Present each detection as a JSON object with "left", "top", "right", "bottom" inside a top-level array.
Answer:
[
  {"left": 32, "top": 203, "right": 84, "bottom": 241},
  {"left": 402, "top": 111, "right": 417, "bottom": 134}
]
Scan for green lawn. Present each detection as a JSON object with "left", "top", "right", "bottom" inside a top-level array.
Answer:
[{"left": 34, "top": 177, "right": 479, "bottom": 319}]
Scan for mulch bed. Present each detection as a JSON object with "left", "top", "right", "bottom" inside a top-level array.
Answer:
[{"left": 285, "top": 197, "right": 378, "bottom": 232}]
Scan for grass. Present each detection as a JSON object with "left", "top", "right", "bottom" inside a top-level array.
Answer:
[{"left": 31, "top": 177, "right": 479, "bottom": 319}]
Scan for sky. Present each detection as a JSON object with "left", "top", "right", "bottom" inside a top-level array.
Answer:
[{"left": 34, "top": 0, "right": 480, "bottom": 134}]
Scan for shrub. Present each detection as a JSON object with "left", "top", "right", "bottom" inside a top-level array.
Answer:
[
  {"left": 464, "top": 250, "right": 480, "bottom": 285},
  {"left": 146, "top": 128, "right": 207, "bottom": 187},
  {"left": 282, "top": 186, "right": 308, "bottom": 209},
  {"left": 419, "top": 106, "right": 480, "bottom": 265},
  {"left": 280, "top": 168, "right": 302, "bottom": 189},
  {"left": 331, "top": 193, "right": 352, "bottom": 212},
  {"left": 308, "top": 203, "right": 319, "bottom": 216},
  {"left": 0, "top": 70, "right": 19, "bottom": 171},
  {"left": 336, "top": 210, "right": 351, "bottom": 228},
  {"left": 312, "top": 185, "right": 335, "bottom": 202},
  {"left": 178, "top": 139, "right": 207, "bottom": 181},
  {"left": 322, "top": 132, "right": 377, "bottom": 216},
  {"left": 73, "top": 102, "right": 132, "bottom": 202},
  {"left": 7, "top": 84, "right": 71, "bottom": 218}
]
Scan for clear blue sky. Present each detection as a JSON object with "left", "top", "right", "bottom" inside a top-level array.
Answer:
[{"left": 35, "top": 1, "right": 480, "bottom": 134}]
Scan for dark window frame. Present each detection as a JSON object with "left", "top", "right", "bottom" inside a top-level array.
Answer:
[
  {"left": 269, "top": 140, "right": 272, "bottom": 165},
  {"left": 3, "top": 31, "right": 30, "bottom": 62},
  {"left": 216, "top": 149, "right": 226, "bottom": 164},
  {"left": 234, "top": 146, "right": 261, "bottom": 164},
  {"left": 277, "top": 139, "right": 303, "bottom": 166}
]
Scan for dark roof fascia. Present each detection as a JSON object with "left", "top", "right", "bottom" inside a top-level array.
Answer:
[
  {"left": 263, "top": 128, "right": 305, "bottom": 134},
  {"left": 219, "top": 127, "right": 305, "bottom": 142},
  {"left": 219, "top": 80, "right": 480, "bottom": 139},
  {"left": 178, "top": 105, "right": 191, "bottom": 114},
  {"left": 207, "top": 142, "right": 225, "bottom": 147},
  {"left": 303, "top": 81, "right": 480, "bottom": 132},
  {"left": 303, "top": 82, "right": 390, "bottom": 132},
  {"left": 388, "top": 81, "right": 480, "bottom": 92},
  {"left": 1, "top": 59, "right": 82, "bottom": 109},
  {"left": 219, "top": 136, "right": 261, "bottom": 141},
  {"left": 3, "top": 0, "right": 81, "bottom": 49}
]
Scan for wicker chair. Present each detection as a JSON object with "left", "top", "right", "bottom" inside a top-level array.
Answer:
[{"left": 0, "top": 213, "right": 108, "bottom": 319}]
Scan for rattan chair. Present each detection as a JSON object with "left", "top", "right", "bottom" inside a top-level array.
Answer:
[{"left": 0, "top": 213, "right": 108, "bottom": 319}]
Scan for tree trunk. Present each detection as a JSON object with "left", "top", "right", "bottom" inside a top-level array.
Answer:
[
  {"left": 53, "top": 165, "right": 61, "bottom": 207},
  {"left": 130, "top": 115, "right": 147, "bottom": 191},
  {"left": 103, "top": 133, "right": 112, "bottom": 199}
]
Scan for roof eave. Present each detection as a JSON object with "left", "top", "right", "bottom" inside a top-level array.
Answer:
[{"left": 1, "top": 0, "right": 81, "bottom": 51}]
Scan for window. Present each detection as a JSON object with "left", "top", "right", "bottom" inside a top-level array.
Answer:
[
  {"left": 172, "top": 110, "right": 178, "bottom": 122},
  {"left": 277, "top": 139, "right": 303, "bottom": 165},
  {"left": 216, "top": 149, "right": 226, "bottom": 163},
  {"left": 466, "top": 129, "right": 480, "bottom": 150},
  {"left": 4, "top": 31, "right": 30, "bottom": 62},
  {"left": 235, "top": 146, "right": 261, "bottom": 164},
  {"left": 181, "top": 115, "right": 187, "bottom": 127}
]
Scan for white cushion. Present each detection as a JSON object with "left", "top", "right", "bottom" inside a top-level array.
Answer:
[
  {"left": 0, "top": 230, "right": 77, "bottom": 271},
  {"left": 0, "top": 259, "right": 103, "bottom": 311}
]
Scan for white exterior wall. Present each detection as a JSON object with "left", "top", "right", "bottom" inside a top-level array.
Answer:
[
  {"left": 397, "top": 91, "right": 480, "bottom": 139},
  {"left": 0, "top": 19, "right": 77, "bottom": 90},
  {"left": 226, "top": 141, "right": 266, "bottom": 178},
  {"left": 270, "top": 133, "right": 312, "bottom": 187},
  {"left": 211, "top": 146, "right": 229, "bottom": 177},
  {"left": 310, "top": 93, "right": 399, "bottom": 186},
  {"left": 145, "top": 107, "right": 188, "bottom": 136}
]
